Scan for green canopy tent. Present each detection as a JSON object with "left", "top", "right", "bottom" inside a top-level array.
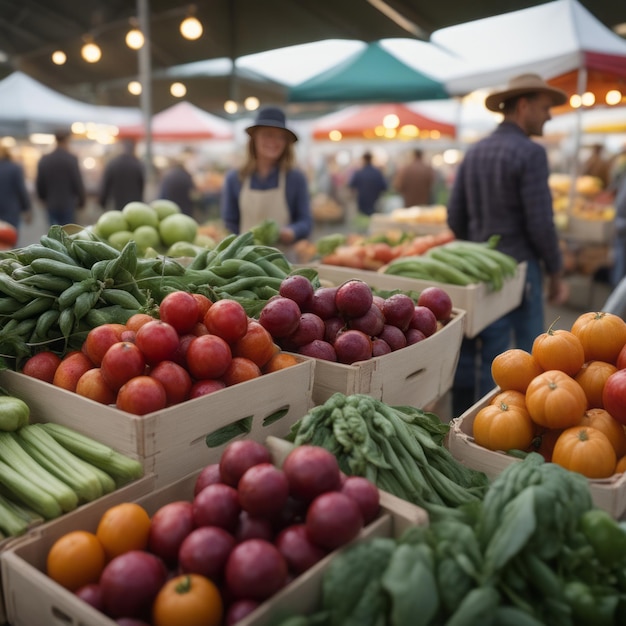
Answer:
[{"left": 288, "top": 42, "right": 449, "bottom": 104}]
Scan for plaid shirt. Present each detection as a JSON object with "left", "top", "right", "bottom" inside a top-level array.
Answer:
[{"left": 447, "top": 121, "right": 562, "bottom": 275}]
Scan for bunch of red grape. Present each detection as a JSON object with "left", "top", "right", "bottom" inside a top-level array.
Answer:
[{"left": 258, "top": 276, "right": 453, "bottom": 365}]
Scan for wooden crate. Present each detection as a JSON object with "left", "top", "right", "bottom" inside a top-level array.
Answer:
[
  {"left": 564, "top": 216, "right": 615, "bottom": 244},
  {"left": 314, "top": 262, "right": 527, "bottom": 339},
  {"left": 301, "top": 309, "right": 465, "bottom": 408},
  {"left": 368, "top": 213, "right": 449, "bottom": 237},
  {"left": 1, "top": 463, "right": 427, "bottom": 626},
  {"left": 446, "top": 390, "right": 626, "bottom": 519},
  {"left": 0, "top": 358, "right": 315, "bottom": 488}
]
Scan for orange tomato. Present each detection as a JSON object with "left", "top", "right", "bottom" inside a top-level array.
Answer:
[
  {"left": 152, "top": 574, "right": 223, "bottom": 626},
  {"left": 96, "top": 502, "right": 151, "bottom": 561},
  {"left": 579, "top": 408, "right": 626, "bottom": 458},
  {"left": 570, "top": 311, "right": 626, "bottom": 364},
  {"left": 47, "top": 530, "right": 106, "bottom": 591},
  {"left": 262, "top": 352, "right": 299, "bottom": 374},
  {"left": 490, "top": 349, "right": 542, "bottom": 393},
  {"left": 552, "top": 426, "right": 617, "bottom": 479},
  {"left": 472, "top": 401, "right": 534, "bottom": 452},
  {"left": 525, "top": 370, "right": 588, "bottom": 429},
  {"left": 575, "top": 360, "right": 618, "bottom": 408},
  {"left": 531, "top": 327, "right": 585, "bottom": 377}
]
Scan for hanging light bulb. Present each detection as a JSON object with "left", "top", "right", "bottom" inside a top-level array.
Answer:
[
  {"left": 81, "top": 41, "right": 102, "bottom": 63},
  {"left": 170, "top": 82, "right": 187, "bottom": 98},
  {"left": 570, "top": 94, "right": 582, "bottom": 108},
  {"left": 125, "top": 28, "right": 144, "bottom": 50},
  {"left": 180, "top": 16, "right": 203, "bottom": 40},
  {"left": 128, "top": 81, "right": 142, "bottom": 95},
  {"left": 581, "top": 91, "right": 596, "bottom": 107},
  {"left": 51, "top": 50, "right": 67, "bottom": 65},
  {"left": 606, "top": 89, "right": 622, "bottom": 105},
  {"left": 383, "top": 114, "right": 400, "bottom": 129},
  {"left": 224, "top": 100, "right": 238, "bottom": 114},
  {"left": 244, "top": 96, "right": 260, "bottom": 111}
]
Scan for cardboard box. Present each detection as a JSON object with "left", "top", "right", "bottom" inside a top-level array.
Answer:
[
  {"left": 446, "top": 390, "right": 626, "bottom": 518},
  {"left": 2, "top": 464, "right": 427, "bottom": 626},
  {"left": 314, "top": 262, "right": 527, "bottom": 339},
  {"left": 297, "top": 308, "right": 465, "bottom": 408},
  {"left": 0, "top": 358, "right": 315, "bottom": 488}
]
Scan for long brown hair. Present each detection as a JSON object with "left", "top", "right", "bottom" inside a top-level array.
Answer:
[{"left": 238, "top": 131, "right": 296, "bottom": 181}]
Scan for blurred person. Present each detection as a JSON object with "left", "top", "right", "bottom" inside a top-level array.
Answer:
[
  {"left": 581, "top": 143, "right": 611, "bottom": 189},
  {"left": 0, "top": 143, "right": 31, "bottom": 238},
  {"left": 393, "top": 148, "right": 435, "bottom": 207},
  {"left": 221, "top": 106, "right": 312, "bottom": 244},
  {"left": 36, "top": 130, "right": 85, "bottom": 226},
  {"left": 98, "top": 139, "right": 145, "bottom": 211},
  {"left": 348, "top": 151, "right": 388, "bottom": 216},
  {"left": 158, "top": 156, "right": 196, "bottom": 217},
  {"left": 608, "top": 174, "right": 626, "bottom": 290},
  {"left": 447, "top": 73, "right": 570, "bottom": 415}
]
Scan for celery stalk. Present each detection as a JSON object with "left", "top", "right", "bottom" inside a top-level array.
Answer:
[{"left": 0, "top": 492, "right": 30, "bottom": 536}]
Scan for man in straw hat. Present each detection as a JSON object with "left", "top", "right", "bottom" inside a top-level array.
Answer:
[{"left": 447, "top": 73, "right": 570, "bottom": 416}]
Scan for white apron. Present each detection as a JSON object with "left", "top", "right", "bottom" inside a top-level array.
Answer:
[{"left": 239, "top": 170, "right": 290, "bottom": 234}]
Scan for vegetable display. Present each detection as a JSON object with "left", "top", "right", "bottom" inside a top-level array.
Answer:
[
  {"left": 381, "top": 237, "right": 518, "bottom": 291},
  {"left": 275, "top": 453, "right": 626, "bottom": 626},
  {"left": 0, "top": 226, "right": 317, "bottom": 364},
  {"left": 287, "top": 392, "right": 489, "bottom": 515}
]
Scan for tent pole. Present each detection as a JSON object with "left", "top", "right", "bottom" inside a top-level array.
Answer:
[
  {"left": 137, "top": 0, "right": 155, "bottom": 197},
  {"left": 567, "top": 66, "right": 587, "bottom": 213}
]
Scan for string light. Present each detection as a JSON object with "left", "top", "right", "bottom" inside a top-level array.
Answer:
[
  {"left": 125, "top": 28, "right": 144, "bottom": 50},
  {"left": 224, "top": 100, "right": 238, "bottom": 114},
  {"left": 180, "top": 16, "right": 203, "bottom": 40},
  {"left": 383, "top": 114, "right": 400, "bottom": 129},
  {"left": 606, "top": 90, "right": 622, "bottom": 105},
  {"left": 569, "top": 94, "right": 582, "bottom": 108},
  {"left": 170, "top": 82, "right": 187, "bottom": 97},
  {"left": 128, "top": 81, "right": 142, "bottom": 95},
  {"left": 81, "top": 41, "right": 102, "bottom": 63},
  {"left": 244, "top": 97, "right": 260, "bottom": 111},
  {"left": 51, "top": 50, "right": 66, "bottom": 65}
]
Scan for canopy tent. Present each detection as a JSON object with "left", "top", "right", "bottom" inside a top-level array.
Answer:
[
  {"left": 117, "top": 101, "right": 233, "bottom": 142},
  {"left": 432, "top": 0, "right": 626, "bottom": 103},
  {"left": 287, "top": 42, "right": 449, "bottom": 104},
  {"left": 0, "top": 71, "right": 140, "bottom": 136},
  {"left": 311, "top": 102, "right": 456, "bottom": 140}
]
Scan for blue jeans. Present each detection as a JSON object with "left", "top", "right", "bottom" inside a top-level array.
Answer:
[{"left": 452, "top": 260, "right": 544, "bottom": 415}]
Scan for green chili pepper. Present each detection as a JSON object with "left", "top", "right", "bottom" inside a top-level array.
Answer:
[{"left": 580, "top": 508, "right": 626, "bottom": 567}]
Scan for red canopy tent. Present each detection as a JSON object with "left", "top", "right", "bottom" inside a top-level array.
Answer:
[
  {"left": 118, "top": 101, "right": 233, "bottom": 141},
  {"left": 311, "top": 103, "right": 456, "bottom": 141}
]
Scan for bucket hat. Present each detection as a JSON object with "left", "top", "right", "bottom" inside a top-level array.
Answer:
[
  {"left": 245, "top": 106, "right": 298, "bottom": 142},
  {"left": 485, "top": 73, "right": 568, "bottom": 112}
]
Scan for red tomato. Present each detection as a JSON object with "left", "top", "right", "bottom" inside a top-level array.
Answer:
[
  {"left": 203, "top": 300, "right": 249, "bottom": 344},
  {"left": 0, "top": 221, "right": 17, "bottom": 248},
  {"left": 602, "top": 369, "right": 626, "bottom": 425},
  {"left": 100, "top": 342, "right": 145, "bottom": 391},
  {"left": 186, "top": 334, "right": 232, "bottom": 379},
  {"left": 135, "top": 320, "right": 180, "bottom": 365},
  {"left": 159, "top": 291, "right": 200, "bottom": 335}
]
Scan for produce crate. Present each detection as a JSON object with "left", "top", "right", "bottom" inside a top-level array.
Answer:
[
  {"left": 564, "top": 216, "right": 615, "bottom": 244},
  {"left": 294, "top": 303, "right": 465, "bottom": 408},
  {"left": 0, "top": 358, "right": 315, "bottom": 489},
  {"left": 314, "top": 262, "right": 527, "bottom": 339},
  {"left": 368, "top": 213, "right": 449, "bottom": 236},
  {"left": 1, "top": 460, "right": 428, "bottom": 626},
  {"left": 0, "top": 473, "right": 155, "bottom": 625},
  {"left": 446, "top": 390, "right": 626, "bottom": 519}
]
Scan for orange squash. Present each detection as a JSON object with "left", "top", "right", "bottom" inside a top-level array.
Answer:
[
  {"left": 552, "top": 426, "right": 617, "bottom": 478},
  {"left": 491, "top": 349, "right": 542, "bottom": 393},
  {"left": 579, "top": 407, "right": 626, "bottom": 458},
  {"left": 575, "top": 360, "right": 617, "bottom": 408},
  {"left": 531, "top": 323, "right": 585, "bottom": 377},
  {"left": 490, "top": 389, "right": 528, "bottom": 410},
  {"left": 570, "top": 311, "right": 626, "bottom": 365},
  {"left": 472, "top": 400, "right": 534, "bottom": 452},
  {"left": 525, "top": 370, "right": 588, "bottom": 429}
]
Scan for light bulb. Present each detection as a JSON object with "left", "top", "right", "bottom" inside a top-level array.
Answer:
[
  {"left": 244, "top": 96, "right": 259, "bottom": 111},
  {"left": 329, "top": 130, "right": 342, "bottom": 142},
  {"left": 224, "top": 100, "right": 238, "bottom": 114},
  {"left": 125, "top": 29, "right": 144, "bottom": 50},
  {"left": 606, "top": 90, "right": 622, "bottom": 105},
  {"left": 128, "top": 81, "right": 142, "bottom": 95},
  {"left": 569, "top": 94, "right": 582, "bottom": 108},
  {"left": 170, "top": 82, "right": 187, "bottom": 98},
  {"left": 180, "top": 16, "right": 203, "bottom": 40},
  {"left": 81, "top": 42, "right": 102, "bottom": 63},
  {"left": 581, "top": 91, "right": 596, "bottom": 107},
  {"left": 383, "top": 114, "right": 400, "bottom": 129},
  {"left": 52, "top": 50, "right": 67, "bottom": 65}
]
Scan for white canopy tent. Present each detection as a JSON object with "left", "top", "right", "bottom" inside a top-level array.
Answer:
[{"left": 0, "top": 72, "right": 141, "bottom": 136}]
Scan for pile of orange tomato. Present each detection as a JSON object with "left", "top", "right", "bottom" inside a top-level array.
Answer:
[{"left": 473, "top": 311, "right": 626, "bottom": 479}]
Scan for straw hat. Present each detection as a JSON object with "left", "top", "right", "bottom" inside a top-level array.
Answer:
[
  {"left": 245, "top": 106, "right": 298, "bottom": 142},
  {"left": 485, "top": 73, "right": 568, "bottom": 112}
]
